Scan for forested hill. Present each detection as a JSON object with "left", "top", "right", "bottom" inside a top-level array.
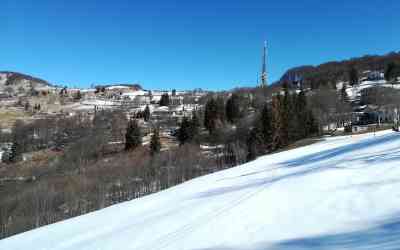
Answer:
[{"left": 279, "top": 51, "right": 400, "bottom": 89}]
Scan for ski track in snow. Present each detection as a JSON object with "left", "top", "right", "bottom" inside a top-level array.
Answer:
[{"left": 1, "top": 130, "right": 400, "bottom": 250}]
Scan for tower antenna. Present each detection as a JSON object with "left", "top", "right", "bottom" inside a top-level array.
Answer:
[{"left": 260, "top": 41, "right": 268, "bottom": 87}]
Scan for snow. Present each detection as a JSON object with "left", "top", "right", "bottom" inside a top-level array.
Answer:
[
  {"left": 121, "top": 90, "right": 148, "bottom": 96},
  {"left": 105, "top": 86, "right": 132, "bottom": 90},
  {"left": 1, "top": 130, "right": 400, "bottom": 250}
]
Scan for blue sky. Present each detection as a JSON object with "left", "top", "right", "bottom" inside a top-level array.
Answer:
[{"left": 1, "top": 0, "right": 399, "bottom": 90}]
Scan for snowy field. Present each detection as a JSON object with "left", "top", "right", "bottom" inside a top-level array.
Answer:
[{"left": 1, "top": 130, "right": 400, "bottom": 250}]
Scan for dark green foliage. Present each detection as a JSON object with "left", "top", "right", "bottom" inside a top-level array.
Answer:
[
  {"left": 150, "top": 127, "right": 161, "bottom": 155},
  {"left": 348, "top": 66, "right": 359, "bottom": 86},
  {"left": 385, "top": 62, "right": 400, "bottom": 82},
  {"left": 340, "top": 84, "right": 349, "bottom": 103},
  {"left": 177, "top": 113, "right": 201, "bottom": 145},
  {"left": 159, "top": 93, "right": 170, "bottom": 106},
  {"left": 204, "top": 97, "right": 225, "bottom": 134},
  {"left": 74, "top": 90, "right": 82, "bottom": 100},
  {"left": 246, "top": 127, "right": 264, "bottom": 161},
  {"left": 125, "top": 119, "right": 142, "bottom": 151},
  {"left": 177, "top": 117, "right": 191, "bottom": 145},
  {"left": 259, "top": 103, "right": 273, "bottom": 149},
  {"left": 190, "top": 112, "right": 200, "bottom": 141},
  {"left": 280, "top": 52, "right": 400, "bottom": 90},
  {"left": 280, "top": 83, "right": 291, "bottom": 146},
  {"left": 226, "top": 93, "right": 240, "bottom": 123},
  {"left": 246, "top": 86, "right": 318, "bottom": 161},
  {"left": 144, "top": 105, "right": 151, "bottom": 122}
]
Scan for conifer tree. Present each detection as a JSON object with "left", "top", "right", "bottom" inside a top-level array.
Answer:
[
  {"left": 348, "top": 66, "right": 359, "bottom": 86},
  {"left": 280, "top": 83, "right": 290, "bottom": 146},
  {"left": 271, "top": 94, "right": 283, "bottom": 150},
  {"left": 159, "top": 93, "right": 170, "bottom": 106},
  {"left": 246, "top": 127, "right": 263, "bottom": 161},
  {"left": 74, "top": 90, "right": 82, "bottom": 101},
  {"left": 204, "top": 98, "right": 218, "bottom": 134},
  {"left": 216, "top": 96, "right": 226, "bottom": 122},
  {"left": 177, "top": 117, "right": 192, "bottom": 145},
  {"left": 125, "top": 119, "right": 142, "bottom": 151},
  {"left": 143, "top": 105, "right": 151, "bottom": 122},
  {"left": 259, "top": 103, "right": 272, "bottom": 150},
  {"left": 295, "top": 89, "right": 308, "bottom": 139},
  {"left": 189, "top": 112, "right": 200, "bottom": 142},
  {"left": 150, "top": 127, "right": 161, "bottom": 155},
  {"left": 340, "top": 83, "right": 349, "bottom": 103},
  {"left": 385, "top": 62, "right": 400, "bottom": 83},
  {"left": 226, "top": 93, "right": 240, "bottom": 123}
]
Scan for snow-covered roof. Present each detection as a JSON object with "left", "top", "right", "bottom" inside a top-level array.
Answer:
[
  {"left": 105, "top": 86, "right": 132, "bottom": 90},
  {"left": 121, "top": 90, "right": 148, "bottom": 96}
]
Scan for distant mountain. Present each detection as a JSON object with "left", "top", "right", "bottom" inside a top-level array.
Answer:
[
  {"left": 0, "top": 71, "right": 52, "bottom": 95},
  {"left": 0, "top": 71, "right": 50, "bottom": 86},
  {"left": 279, "top": 52, "right": 400, "bottom": 89}
]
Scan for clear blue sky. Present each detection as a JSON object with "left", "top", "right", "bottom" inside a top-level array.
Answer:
[{"left": 1, "top": 0, "right": 399, "bottom": 90}]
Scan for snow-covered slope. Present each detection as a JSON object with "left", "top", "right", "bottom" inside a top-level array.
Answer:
[{"left": 2, "top": 131, "right": 400, "bottom": 250}]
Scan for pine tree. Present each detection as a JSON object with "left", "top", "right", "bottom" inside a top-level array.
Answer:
[
  {"left": 125, "top": 119, "right": 142, "bottom": 151},
  {"left": 215, "top": 96, "right": 226, "bottom": 122},
  {"left": 143, "top": 105, "right": 151, "bottom": 122},
  {"left": 74, "top": 90, "right": 82, "bottom": 100},
  {"left": 204, "top": 98, "right": 218, "bottom": 134},
  {"left": 348, "top": 66, "right": 359, "bottom": 86},
  {"left": 226, "top": 93, "right": 240, "bottom": 123},
  {"left": 150, "top": 127, "right": 161, "bottom": 155},
  {"left": 189, "top": 112, "right": 200, "bottom": 142},
  {"left": 259, "top": 103, "right": 273, "bottom": 150},
  {"left": 159, "top": 93, "right": 170, "bottom": 106},
  {"left": 271, "top": 94, "right": 283, "bottom": 150},
  {"left": 385, "top": 62, "right": 399, "bottom": 82},
  {"left": 280, "top": 83, "right": 290, "bottom": 146},
  {"left": 177, "top": 117, "right": 192, "bottom": 145},
  {"left": 246, "top": 127, "right": 263, "bottom": 161},
  {"left": 296, "top": 89, "right": 308, "bottom": 139},
  {"left": 340, "top": 83, "right": 349, "bottom": 103}
]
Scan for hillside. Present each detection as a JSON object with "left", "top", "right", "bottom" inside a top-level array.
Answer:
[
  {"left": 1, "top": 130, "right": 399, "bottom": 250},
  {"left": 0, "top": 71, "right": 51, "bottom": 95},
  {"left": 280, "top": 52, "right": 400, "bottom": 88}
]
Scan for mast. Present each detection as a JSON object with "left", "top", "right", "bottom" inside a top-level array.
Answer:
[{"left": 260, "top": 41, "right": 268, "bottom": 87}]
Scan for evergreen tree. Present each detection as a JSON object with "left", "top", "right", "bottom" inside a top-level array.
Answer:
[
  {"left": 24, "top": 101, "right": 30, "bottom": 111},
  {"left": 348, "top": 66, "right": 359, "bottom": 86},
  {"left": 150, "top": 127, "right": 161, "bottom": 155},
  {"left": 340, "top": 83, "right": 349, "bottom": 103},
  {"left": 280, "top": 83, "right": 290, "bottom": 146},
  {"left": 125, "top": 119, "right": 142, "bottom": 151},
  {"left": 271, "top": 94, "right": 283, "bottom": 150},
  {"left": 74, "top": 90, "right": 82, "bottom": 100},
  {"left": 246, "top": 127, "right": 264, "bottom": 161},
  {"left": 189, "top": 112, "right": 200, "bottom": 142},
  {"left": 259, "top": 103, "right": 273, "bottom": 150},
  {"left": 159, "top": 93, "right": 170, "bottom": 106},
  {"left": 143, "top": 105, "right": 151, "bottom": 122},
  {"left": 295, "top": 89, "right": 308, "bottom": 139},
  {"left": 226, "top": 93, "right": 240, "bottom": 123},
  {"left": 177, "top": 117, "right": 192, "bottom": 145},
  {"left": 385, "top": 62, "right": 399, "bottom": 82},
  {"left": 215, "top": 96, "right": 226, "bottom": 122},
  {"left": 204, "top": 98, "right": 218, "bottom": 134}
]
